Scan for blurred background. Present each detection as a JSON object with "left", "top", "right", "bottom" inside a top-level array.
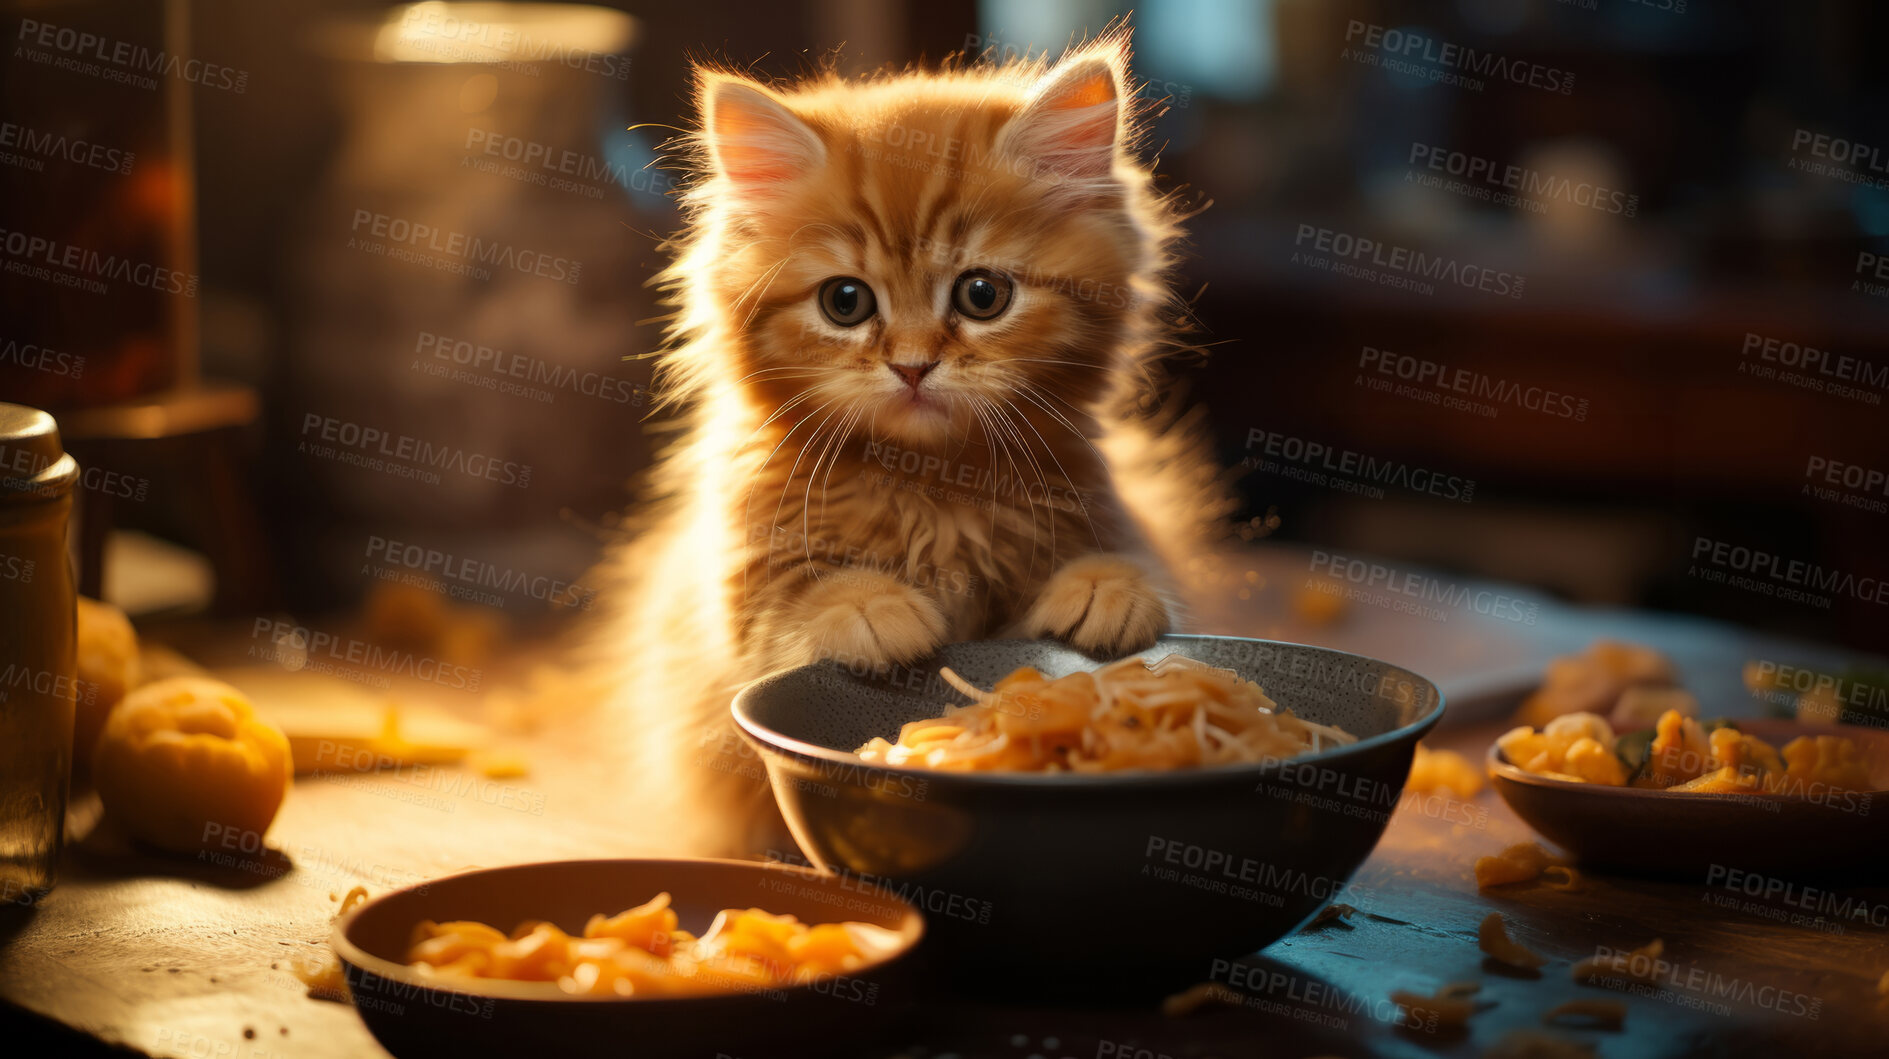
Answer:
[{"left": 4, "top": 0, "right": 1886, "bottom": 655}]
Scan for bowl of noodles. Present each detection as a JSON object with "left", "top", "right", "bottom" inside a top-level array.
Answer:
[{"left": 732, "top": 635, "right": 1443, "bottom": 992}]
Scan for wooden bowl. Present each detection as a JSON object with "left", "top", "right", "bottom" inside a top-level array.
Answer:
[
  {"left": 1488, "top": 719, "right": 1889, "bottom": 878},
  {"left": 333, "top": 858, "right": 924, "bottom": 1059}
]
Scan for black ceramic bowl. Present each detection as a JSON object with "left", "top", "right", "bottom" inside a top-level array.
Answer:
[
  {"left": 333, "top": 858, "right": 924, "bottom": 1059},
  {"left": 732, "top": 636, "right": 1443, "bottom": 992}
]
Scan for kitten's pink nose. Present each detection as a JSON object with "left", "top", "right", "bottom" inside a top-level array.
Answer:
[{"left": 888, "top": 361, "right": 939, "bottom": 389}]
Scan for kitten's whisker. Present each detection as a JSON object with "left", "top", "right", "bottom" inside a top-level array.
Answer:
[
  {"left": 998, "top": 393, "right": 1105, "bottom": 552},
  {"left": 1009, "top": 380, "right": 1110, "bottom": 467},
  {"left": 971, "top": 396, "right": 1043, "bottom": 585},
  {"left": 768, "top": 399, "right": 845, "bottom": 548},
  {"left": 989, "top": 392, "right": 1065, "bottom": 570},
  {"left": 727, "top": 378, "right": 846, "bottom": 461},
  {"left": 727, "top": 366, "right": 831, "bottom": 388},
  {"left": 735, "top": 385, "right": 825, "bottom": 455},
  {"left": 785, "top": 221, "right": 850, "bottom": 253},
  {"left": 1002, "top": 372, "right": 1091, "bottom": 413},
  {"left": 940, "top": 394, "right": 979, "bottom": 463},
  {"left": 730, "top": 255, "right": 792, "bottom": 330},
  {"left": 1003, "top": 379, "right": 1116, "bottom": 551},
  {"left": 784, "top": 399, "right": 859, "bottom": 575},
  {"left": 812, "top": 405, "right": 853, "bottom": 525},
  {"left": 735, "top": 389, "right": 829, "bottom": 523},
  {"left": 981, "top": 396, "right": 1057, "bottom": 564},
  {"left": 996, "top": 403, "right": 1053, "bottom": 586},
  {"left": 963, "top": 400, "right": 1008, "bottom": 565},
  {"left": 807, "top": 399, "right": 862, "bottom": 547},
  {"left": 1000, "top": 357, "right": 1091, "bottom": 371},
  {"left": 740, "top": 387, "right": 838, "bottom": 596},
  {"left": 736, "top": 389, "right": 824, "bottom": 500},
  {"left": 746, "top": 392, "right": 839, "bottom": 549}
]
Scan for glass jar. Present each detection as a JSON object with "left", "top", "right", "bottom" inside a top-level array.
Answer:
[{"left": 0, "top": 402, "right": 79, "bottom": 905}]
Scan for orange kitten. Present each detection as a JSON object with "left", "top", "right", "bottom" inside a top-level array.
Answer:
[{"left": 589, "top": 35, "right": 1233, "bottom": 854}]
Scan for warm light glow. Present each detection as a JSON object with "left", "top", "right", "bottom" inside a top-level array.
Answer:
[{"left": 371, "top": 2, "right": 636, "bottom": 65}]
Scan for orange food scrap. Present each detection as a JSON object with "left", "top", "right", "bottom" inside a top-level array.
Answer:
[
  {"left": 1293, "top": 579, "right": 1347, "bottom": 626},
  {"left": 1542, "top": 999, "right": 1626, "bottom": 1030},
  {"left": 291, "top": 947, "right": 349, "bottom": 1002},
  {"left": 1391, "top": 981, "right": 1481, "bottom": 1032},
  {"left": 1572, "top": 938, "right": 1664, "bottom": 986},
  {"left": 1408, "top": 743, "right": 1485, "bottom": 798},
  {"left": 1160, "top": 980, "right": 1244, "bottom": 1017},
  {"left": 1538, "top": 865, "right": 1584, "bottom": 892},
  {"left": 1475, "top": 842, "right": 1566, "bottom": 890},
  {"left": 470, "top": 750, "right": 530, "bottom": 779},
  {"left": 1482, "top": 1029, "right": 1597, "bottom": 1059},
  {"left": 1478, "top": 912, "right": 1547, "bottom": 970},
  {"left": 1301, "top": 903, "right": 1358, "bottom": 931},
  {"left": 293, "top": 887, "right": 373, "bottom": 1003}
]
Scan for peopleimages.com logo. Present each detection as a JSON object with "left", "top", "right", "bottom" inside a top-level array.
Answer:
[
  {"left": 1802, "top": 454, "right": 1889, "bottom": 515},
  {"left": 1788, "top": 128, "right": 1889, "bottom": 190},
  {"left": 394, "top": 5, "right": 630, "bottom": 80},
  {"left": 1407, "top": 141, "right": 1637, "bottom": 217},
  {"left": 14, "top": 18, "right": 249, "bottom": 94},
  {"left": 0, "top": 227, "right": 198, "bottom": 297},
  {"left": 1243, "top": 427, "right": 1476, "bottom": 502},
  {"left": 414, "top": 331, "right": 642, "bottom": 406},
  {"left": 1689, "top": 536, "right": 1889, "bottom": 608},
  {"left": 0, "top": 119, "right": 134, "bottom": 175},
  {"left": 299, "top": 413, "right": 532, "bottom": 490},
  {"left": 1358, "top": 344, "right": 1589, "bottom": 421},
  {"left": 1308, "top": 550, "right": 1540, "bottom": 625},
  {"left": 0, "top": 336, "right": 83, "bottom": 380},
  {"left": 348, "top": 210, "right": 582, "bottom": 285},
  {"left": 1293, "top": 223, "right": 1525, "bottom": 299},
  {"left": 1342, "top": 21, "right": 1575, "bottom": 96},
  {"left": 1739, "top": 331, "right": 1887, "bottom": 404},
  {"left": 364, "top": 534, "right": 597, "bottom": 611}
]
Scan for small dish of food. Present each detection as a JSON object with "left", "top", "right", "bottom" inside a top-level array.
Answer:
[
  {"left": 732, "top": 635, "right": 1443, "bottom": 993},
  {"left": 1487, "top": 710, "right": 1889, "bottom": 877},
  {"left": 333, "top": 858, "right": 923, "bottom": 1059}
]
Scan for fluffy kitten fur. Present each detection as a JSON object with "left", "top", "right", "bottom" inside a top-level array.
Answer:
[{"left": 590, "top": 35, "right": 1233, "bottom": 855}]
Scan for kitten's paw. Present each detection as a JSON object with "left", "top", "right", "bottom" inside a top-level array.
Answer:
[
  {"left": 788, "top": 570, "right": 946, "bottom": 669},
  {"left": 1020, "top": 554, "right": 1169, "bottom": 656}
]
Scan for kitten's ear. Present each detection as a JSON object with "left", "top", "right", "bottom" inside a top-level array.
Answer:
[
  {"left": 701, "top": 76, "right": 825, "bottom": 196},
  {"left": 1001, "top": 48, "right": 1128, "bottom": 183}
]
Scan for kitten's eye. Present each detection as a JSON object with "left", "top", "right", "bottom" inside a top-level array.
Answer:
[
  {"left": 952, "top": 270, "right": 1013, "bottom": 321},
  {"left": 818, "top": 277, "right": 877, "bottom": 327}
]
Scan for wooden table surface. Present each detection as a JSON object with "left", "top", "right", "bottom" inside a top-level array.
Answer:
[{"left": 2, "top": 544, "right": 1883, "bottom": 1059}]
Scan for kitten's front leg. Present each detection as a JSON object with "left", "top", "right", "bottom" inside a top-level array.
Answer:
[
  {"left": 752, "top": 566, "right": 946, "bottom": 671},
  {"left": 1020, "top": 553, "right": 1169, "bottom": 656}
]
